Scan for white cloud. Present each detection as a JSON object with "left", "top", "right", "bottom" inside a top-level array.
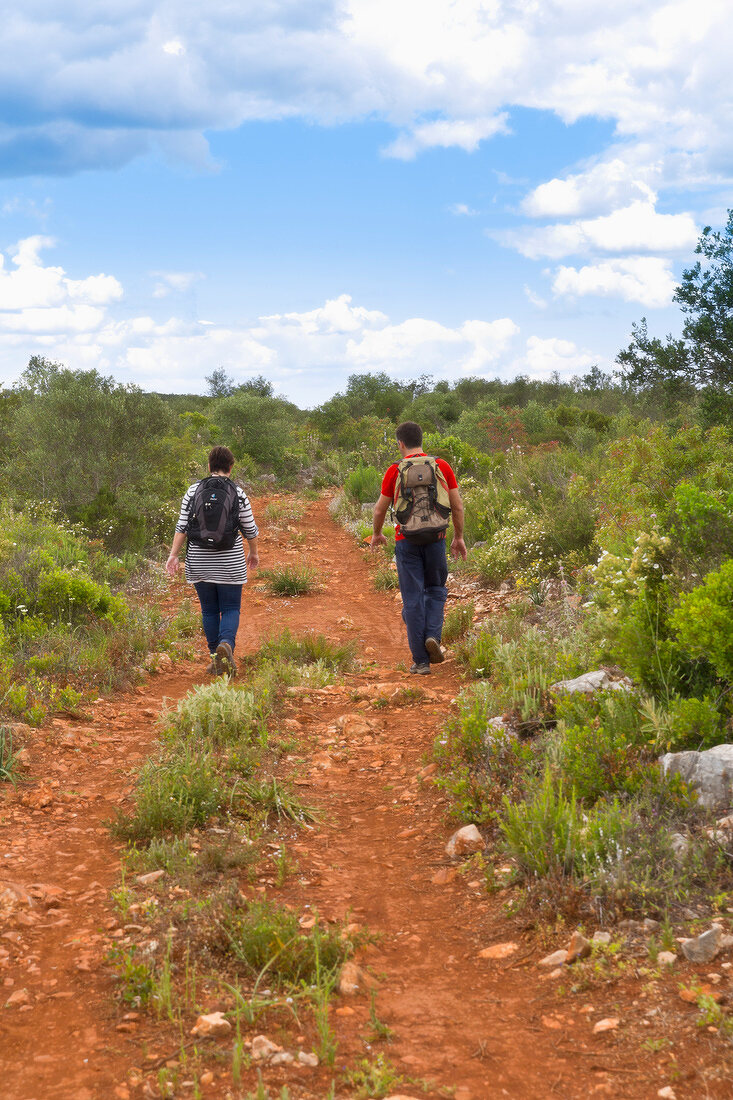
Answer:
[
  {"left": 0, "top": 236, "right": 122, "bottom": 317},
  {"left": 523, "top": 285, "right": 548, "bottom": 310},
  {"left": 522, "top": 159, "right": 658, "bottom": 218},
  {"left": 518, "top": 336, "right": 600, "bottom": 379},
  {"left": 449, "top": 202, "right": 478, "bottom": 216},
  {"left": 162, "top": 39, "right": 186, "bottom": 57},
  {"left": 151, "top": 271, "right": 203, "bottom": 297},
  {"left": 551, "top": 257, "right": 677, "bottom": 307},
  {"left": 502, "top": 201, "right": 699, "bottom": 260},
  {"left": 383, "top": 115, "right": 509, "bottom": 159}
]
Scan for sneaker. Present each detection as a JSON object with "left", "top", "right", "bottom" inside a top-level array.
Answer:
[
  {"left": 216, "top": 641, "right": 237, "bottom": 678},
  {"left": 425, "top": 637, "right": 444, "bottom": 664},
  {"left": 410, "top": 662, "right": 431, "bottom": 675}
]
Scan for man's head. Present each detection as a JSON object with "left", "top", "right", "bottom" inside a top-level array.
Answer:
[
  {"left": 395, "top": 421, "right": 423, "bottom": 454},
  {"left": 208, "top": 445, "right": 235, "bottom": 474}
]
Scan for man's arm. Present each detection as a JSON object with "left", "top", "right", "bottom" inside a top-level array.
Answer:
[
  {"left": 370, "top": 494, "right": 391, "bottom": 551},
  {"left": 448, "top": 487, "right": 467, "bottom": 560}
]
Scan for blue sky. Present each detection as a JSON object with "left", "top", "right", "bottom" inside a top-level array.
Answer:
[{"left": 0, "top": 1, "right": 730, "bottom": 406}]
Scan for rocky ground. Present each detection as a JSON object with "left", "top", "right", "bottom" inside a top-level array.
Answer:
[{"left": 1, "top": 497, "right": 732, "bottom": 1099}]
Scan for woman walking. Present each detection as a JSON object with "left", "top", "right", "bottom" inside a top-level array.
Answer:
[{"left": 165, "top": 446, "right": 259, "bottom": 676}]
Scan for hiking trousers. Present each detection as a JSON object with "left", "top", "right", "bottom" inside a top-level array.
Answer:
[
  {"left": 394, "top": 539, "right": 448, "bottom": 665},
  {"left": 193, "top": 581, "right": 243, "bottom": 654}
]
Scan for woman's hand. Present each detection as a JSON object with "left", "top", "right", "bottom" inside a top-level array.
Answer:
[{"left": 165, "top": 555, "right": 181, "bottom": 578}]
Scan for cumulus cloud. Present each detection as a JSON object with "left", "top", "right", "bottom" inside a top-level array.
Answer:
[
  {"left": 551, "top": 256, "right": 677, "bottom": 307},
  {"left": 449, "top": 203, "right": 478, "bottom": 216},
  {"left": 518, "top": 336, "right": 601, "bottom": 379},
  {"left": 0, "top": 240, "right": 529, "bottom": 400},
  {"left": 0, "top": 0, "right": 729, "bottom": 189},
  {"left": 501, "top": 201, "right": 699, "bottom": 260},
  {"left": 383, "top": 115, "right": 509, "bottom": 160},
  {"left": 521, "top": 159, "right": 658, "bottom": 218}
]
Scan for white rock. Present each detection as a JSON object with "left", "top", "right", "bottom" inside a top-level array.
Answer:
[
  {"left": 593, "top": 1017, "right": 620, "bottom": 1034},
  {"left": 681, "top": 925, "right": 723, "bottom": 964},
  {"left": 657, "top": 951, "right": 677, "bottom": 966},
  {"left": 670, "top": 832, "right": 690, "bottom": 859},
  {"left": 190, "top": 1012, "right": 231, "bottom": 1038},
  {"left": 592, "top": 931, "right": 611, "bottom": 945},
  {"left": 251, "top": 1034, "right": 283, "bottom": 1061},
  {"left": 136, "top": 870, "right": 165, "bottom": 885},
  {"left": 298, "top": 1051, "right": 319, "bottom": 1067},
  {"left": 550, "top": 670, "right": 632, "bottom": 695},
  {"left": 661, "top": 745, "right": 733, "bottom": 811},
  {"left": 658, "top": 1088, "right": 677, "bottom": 1099},
  {"left": 445, "top": 824, "right": 485, "bottom": 859},
  {"left": 539, "top": 949, "right": 568, "bottom": 968},
  {"left": 270, "top": 1052, "right": 294, "bottom": 1066}
]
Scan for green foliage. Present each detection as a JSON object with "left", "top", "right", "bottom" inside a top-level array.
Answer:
[
  {"left": 671, "top": 560, "right": 733, "bottom": 685},
  {"left": 344, "top": 463, "right": 383, "bottom": 504},
  {"left": 372, "top": 565, "right": 399, "bottom": 591},
  {"left": 161, "top": 679, "right": 265, "bottom": 747},
  {"left": 0, "top": 726, "right": 20, "bottom": 785},
  {"left": 262, "top": 565, "right": 319, "bottom": 596},
  {"left": 344, "top": 1054, "right": 404, "bottom": 1099},
  {"left": 220, "top": 902, "right": 350, "bottom": 984},
  {"left": 549, "top": 692, "right": 648, "bottom": 804},
  {"left": 253, "top": 629, "right": 355, "bottom": 673},
  {"left": 641, "top": 693, "right": 725, "bottom": 752},
  {"left": 441, "top": 600, "right": 474, "bottom": 644}
]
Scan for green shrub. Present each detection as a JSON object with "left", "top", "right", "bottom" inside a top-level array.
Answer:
[
  {"left": 671, "top": 560, "right": 733, "bottom": 685},
  {"left": 162, "top": 679, "right": 265, "bottom": 747},
  {"left": 219, "top": 900, "right": 350, "bottom": 984},
  {"left": 113, "top": 743, "right": 225, "bottom": 842},
  {"left": 253, "top": 629, "right": 355, "bottom": 672},
  {"left": 372, "top": 565, "right": 399, "bottom": 592},
  {"left": 262, "top": 565, "right": 319, "bottom": 596},
  {"left": 344, "top": 463, "right": 383, "bottom": 505},
  {"left": 549, "top": 692, "right": 648, "bottom": 804},
  {"left": 441, "top": 601, "right": 474, "bottom": 644},
  {"left": 0, "top": 726, "right": 20, "bottom": 785},
  {"left": 642, "top": 693, "right": 725, "bottom": 752}
]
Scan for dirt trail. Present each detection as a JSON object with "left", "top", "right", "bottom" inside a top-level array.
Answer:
[{"left": 0, "top": 499, "right": 680, "bottom": 1099}]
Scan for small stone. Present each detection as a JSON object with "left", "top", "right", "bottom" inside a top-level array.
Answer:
[
  {"left": 298, "top": 1051, "right": 319, "bottom": 1067},
  {"left": 114, "top": 1087, "right": 130, "bottom": 1100},
  {"left": 252, "top": 1034, "right": 282, "bottom": 1061},
  {"left": 657, "top": 1089, "right": 676, "bottom": 1100},
  {"left": 190, "top": 1012, "right": 231, "bottom": 1038},
  {"left": 542, "top": 1015, "right": 562, "bottom": 1029},
  {"left": 593, "top": 1017, "right": 620, "bottom": 1034},
  {"left": 478, "top": 942, "right": 518, "bottom": 960},
  {"left": 657, "top": 951, "right": 677, "bottom": 966},
  {"left": 566, "top": 930, "right": 591, "bottom": 964},
  {"left": 335, "top": 1005, "right": 355, "bottom": 1016},
  {"left": 538, "top": 949, "right": 568, "bottom": 968},
  {"left": 135, "top": 870, "right": 165, "bottom": 886},
  {"left": 592, "top": 931, "right": 612, "bottom": 945},
  {"left": 5, "top": 988, "right": 31, "bottom": 1007},
  {"left": 338, "top": 960, "right": 376, "bottom": 996},
  {"left": 445, "top": 824, "right": 485, "bottom": 859},
  {"left": 681, "top": 925, "right": 722, "bottom": 964},
  {"left": 271, "top": 1052, "right": 294, "bottom": 1066},
  {"left": 643, "top": 918, "right": 661, "bottom": 932},
  {"left": 431, "top": 868, "right": 457, "bottom": 885}
]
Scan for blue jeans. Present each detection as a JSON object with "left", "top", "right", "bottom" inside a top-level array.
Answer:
[
  {"left": 193, "top": 582, "right": 243, "bottom": 654},
  {"left": 395, "top": 539, "right": 448, "bottom": 665}
]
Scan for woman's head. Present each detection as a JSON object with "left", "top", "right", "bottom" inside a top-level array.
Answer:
[{"left": 208, "top": 445, "right": 235, "bottom": 474}]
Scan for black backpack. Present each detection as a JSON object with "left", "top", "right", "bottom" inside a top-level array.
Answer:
[{"left": 186, "top": 476, "right": 240, "bottom": 549}]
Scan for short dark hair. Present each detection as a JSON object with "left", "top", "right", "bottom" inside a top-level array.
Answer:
[
  {"left": 208, "top": 445, "right": 235, "bottom": 472},
  {"left": 396, "top": 421, "right": 423, "bottom": 449}
]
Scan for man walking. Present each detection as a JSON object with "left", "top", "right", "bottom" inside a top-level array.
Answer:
[{"left": 371, "top": 422, "right": 467, "bottom": 674}]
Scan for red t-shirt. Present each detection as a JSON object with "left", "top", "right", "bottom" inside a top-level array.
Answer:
[{"left": 381, "top": 452, "right": 458, "bottom": 541}]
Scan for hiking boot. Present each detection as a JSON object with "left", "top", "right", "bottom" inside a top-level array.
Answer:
[
  {"left": 425, "top": 637, "right": 444, "bottom": 664},
  {"left": 216, "top": 641, "right": 237, "bottom": 678},
  {"left": 410, "top": 662, "right": 431, "bottom": 675}
]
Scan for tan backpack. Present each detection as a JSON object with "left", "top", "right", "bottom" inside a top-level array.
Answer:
[{"left": 392, "top": 456, "right": 451, "bottom": 544}]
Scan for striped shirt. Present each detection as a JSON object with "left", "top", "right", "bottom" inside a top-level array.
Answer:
[{"left": 175, "top": 481, "right": 259, "bottom": 585}]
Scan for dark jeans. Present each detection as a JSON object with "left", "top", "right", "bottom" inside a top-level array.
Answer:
[
  {"left": 395, "top": 539, "right": 448, "bottom": 665},
  {"left": 193, "top": 582, "right": 243, "bottom": 654}
]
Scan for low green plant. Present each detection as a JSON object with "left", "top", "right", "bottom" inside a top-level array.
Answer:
[
  {"left": 254, "top": 629, "right": 355, "bottom": 672},
  {"left": 242, "top": 776, "right": 318, "bottom": 823},
  {"left": 671, "top": 559, "right": 733, "bottom": 685},
  {"left": 372, "top": 565, "right": 399, "bottom": 591},
  {"left": 441, "top": 600, "right": 474, "bottom": 644},
  {"left": 262, "top": 566, "right": 319, "bottom": 596},
  {"left": 161, "top": 679, "right": 265, "bottom": 747},
  {"left": 219, "top": 902, "right": 351, "bottom": 985},
  {"left": 343, "top": 463, "right": 383, "bottom": 505},
  {"left": 107, "top": 944, "right": 155, "bottom": 1006},
  {"left": 0, "top": 726, "right": 20, "bottom": 785},
  {"left": 345, "top": 1053, "right": 403, "bottom": 1099},
  {"left": 367, "top": 990, "right": 394, "bottom": 1043}
]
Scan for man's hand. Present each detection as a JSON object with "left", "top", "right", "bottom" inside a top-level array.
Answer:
[
  {"left": 370, "top": 533, "right": 388, "bottom": 552},
  {"left": 165, "top": 555, "right": 181, "bottom": 578},
  {"left": 451, "top": 536, "right": 467, "bottom": 561}
]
